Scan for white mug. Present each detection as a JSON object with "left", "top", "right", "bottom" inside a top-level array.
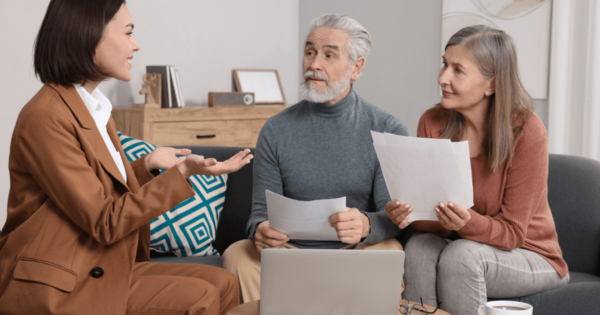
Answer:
[{"left": 478, "top": 301, "right": 533, "bottom": 315}]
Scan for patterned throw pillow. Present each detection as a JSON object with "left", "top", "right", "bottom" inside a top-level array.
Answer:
[{"left": 118, "top": 132, "right": 226, "bottom": 256}]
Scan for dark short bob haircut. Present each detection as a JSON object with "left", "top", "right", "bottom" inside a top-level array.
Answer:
[{"left": 34, "top": 0, "right": 126, "bottom": 86}]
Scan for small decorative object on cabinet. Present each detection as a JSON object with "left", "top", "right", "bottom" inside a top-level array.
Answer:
[
  {"left": 146, "top": 65, "right": 185, "bottom": 108},
  {"left": 112, "top": 106, "right": 287, "bottom": 147},
  {"left": 208, "top": 92, "right": 255, "bottom": 107},
  {"left": 232, "top": 69, "right": 286, "bottom": 105},
  {"left": 134, "top": 73, "right": 161, "bottom": 109}
]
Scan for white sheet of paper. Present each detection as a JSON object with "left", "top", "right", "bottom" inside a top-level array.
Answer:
[
  {"left": 371, "top": 130, "right": 387, "bottom": 145},
  {"left": 266, "top": 190, "right": 346, "bottom": 241},
  {"left": 372, "top": 131, "right": 473, "bottom": 222},
  {"left": 451, "top": 141, "right": 474, "bottom": 204},
  {"left": 383, "top": 131, "right": 451, "bottom": 149}
]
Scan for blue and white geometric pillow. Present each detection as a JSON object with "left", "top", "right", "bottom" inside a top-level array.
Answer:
[{"left": 118, "top": 132, "right": 226, "bottom": 256}]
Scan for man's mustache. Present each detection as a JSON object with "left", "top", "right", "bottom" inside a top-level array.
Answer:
[{"left": 304, "top": 70, "right": 329, "bottom": 83}]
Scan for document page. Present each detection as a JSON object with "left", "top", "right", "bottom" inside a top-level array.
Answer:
[
  {"left": 266, "top": 190, "right": 346, "bottom": 241},
  {"left": 371, "top": 131, "right": 473, "bottom": 222}
]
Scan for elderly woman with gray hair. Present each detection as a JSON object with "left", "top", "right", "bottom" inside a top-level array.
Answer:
[{"left": 385, "top": 25, "right": 569, "bottom": 314}]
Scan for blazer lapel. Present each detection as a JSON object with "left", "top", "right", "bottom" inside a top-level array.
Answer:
[{"left": 49, "top": 83, "right": 129, "bottom": 190}]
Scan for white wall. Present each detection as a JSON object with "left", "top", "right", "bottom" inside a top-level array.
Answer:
[
  {"left": 547, "top": 0, "right": 597, "bottom": 157},
  {"left": 0, "top": 0, "right": 563, "bottom": 228},
  {"left": 102, "top": 0, "right": 299, "bottom": 108},
  {"left": 300, "top": 0, "right": 443, "bottom": 137},
  {"left": 0, "top": 0, "right": 299, "bottom": 227},
  {"left": 534, "top": 99, "right": 549, "bottom": 131},
  {"left": 0, "top": 2, "right": 48, "bottom": 229}
]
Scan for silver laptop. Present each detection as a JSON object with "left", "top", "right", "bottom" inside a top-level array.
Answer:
[{"left": 260, "top": 248, "right": 405, "bottom": 315}]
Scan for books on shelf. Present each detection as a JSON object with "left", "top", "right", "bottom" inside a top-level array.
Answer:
[
  {"left": 146, "top": 65, "right": 185, "bottom": 108},
  {"left": 174, "top": 69, "right": 184, "bottom": 108}
]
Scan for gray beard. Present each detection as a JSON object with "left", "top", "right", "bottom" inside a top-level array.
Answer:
[{"left": 300, "top": 67, "right": 352, "bottom": 104}]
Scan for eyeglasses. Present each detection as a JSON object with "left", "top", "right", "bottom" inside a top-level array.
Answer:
[{"left": 399, "top": 298, "right": 442, "bottom": 315}]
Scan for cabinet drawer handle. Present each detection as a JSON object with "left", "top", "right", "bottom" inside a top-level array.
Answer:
[{"left": 196, "top": 135, "right": 216, "bottom": 139}]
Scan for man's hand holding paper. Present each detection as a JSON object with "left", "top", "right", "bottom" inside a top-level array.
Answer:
[
  {"left": 266, "top": 190, "right": 354, "bottom": 243},
  {"left": 254, "top": 220, "right": 290, "bottom": 253},
  {"left": 329, "top": 208, "right": 371, "bottom": 244}
]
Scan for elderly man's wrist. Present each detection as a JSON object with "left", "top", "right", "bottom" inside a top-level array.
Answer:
[{"left": 361, "top": 213, "right": 371, "bottom": 237}]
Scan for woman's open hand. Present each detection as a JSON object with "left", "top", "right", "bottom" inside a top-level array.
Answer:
[
  {"left": 435, "top": 202, "right": 471, "bottom": 231},
  {"left": 145, "top": 147, "right": 191, "bottom": 171},
  {"left": 177, "top": 149, "right": 253, "bottom": 178}
]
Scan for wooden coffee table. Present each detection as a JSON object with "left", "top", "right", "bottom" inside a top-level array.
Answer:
[{"left": 227, "top": 300, "right": 451, "bottom": 315}]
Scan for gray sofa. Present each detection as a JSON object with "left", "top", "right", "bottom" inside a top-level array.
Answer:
[
  {"left": 149, "top": 147, "right": 600, "bottom": 313},
  {"left": 501, "top": 154, "right": 600, "bottom": 314}
]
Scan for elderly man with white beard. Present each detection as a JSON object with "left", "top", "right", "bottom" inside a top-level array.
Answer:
[{"left": 222, "top": 14, "right": 410, "bottom": 304}]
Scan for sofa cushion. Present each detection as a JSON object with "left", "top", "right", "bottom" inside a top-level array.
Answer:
[
  {"left": 175, "top": 146, "right": 256, "bottom": 255},
  {"left": 119, "top": 133, "right": 227, "bottom": 257},
  {"left": 150, "top": 254, "right": 223, "bottom": 268},
  {"left": 569, "top": 271, "right": 600, "bottom": 284}
]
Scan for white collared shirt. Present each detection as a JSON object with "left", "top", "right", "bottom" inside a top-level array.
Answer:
[{"left": 74, "top": 84, "right": 128, "bottom": 184}]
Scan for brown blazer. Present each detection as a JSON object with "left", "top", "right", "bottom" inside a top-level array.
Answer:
[{"left": 0, "top": 83, "right": 195, "bottom": 314}]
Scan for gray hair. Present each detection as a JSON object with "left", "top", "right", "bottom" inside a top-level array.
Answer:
[
  {"left": 442, "top": 25, "right": 534, "bottom": 172},
  {"left": 309, "top": 14, "right": 372, "bottom": 62}
]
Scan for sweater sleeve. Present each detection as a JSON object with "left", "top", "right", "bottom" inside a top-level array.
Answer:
[
  {"left": 457, "top": 138, "right": 548, "bottom": 250},
  {"left": 363, "top": 117, "right": 408, "bottom": 244},
  {"left": 246, "top": 120, "right": 283, "bottom": 240}
]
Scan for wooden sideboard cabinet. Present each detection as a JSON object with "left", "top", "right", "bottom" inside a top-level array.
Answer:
[{"left": 112, "top": 106, "right": 287, "bottom": 147}]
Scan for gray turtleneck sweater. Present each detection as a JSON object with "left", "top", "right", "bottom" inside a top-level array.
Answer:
[{"left": 247, "top": 89, "right": 408, "bottom": 248}]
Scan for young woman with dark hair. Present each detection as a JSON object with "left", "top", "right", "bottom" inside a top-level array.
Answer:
[
  {"left": 0, "top": 1, "right": 251, "bottom": 314},
  {"left": 385, "top": 25, "right": 569, "bottom": 314}
]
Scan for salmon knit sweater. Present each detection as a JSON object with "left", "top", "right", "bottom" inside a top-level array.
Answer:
[{"left": 414, "top": 109, "right": 568, "bottom": 278}]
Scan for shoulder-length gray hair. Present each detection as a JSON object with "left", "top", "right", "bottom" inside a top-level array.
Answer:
[
  {"left": 435, "top": 25, "right": 534, "bottom": 172},
  {"left": 309, "top": 14, "right": 372, "bottom": 63}
]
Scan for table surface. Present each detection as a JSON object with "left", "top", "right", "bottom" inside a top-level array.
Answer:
[
  {"left": 226, "top": 300, "right": 451, "bottom": 315},
  {"left": 402, "top": 300, "right": 450, "bottom": 314}
]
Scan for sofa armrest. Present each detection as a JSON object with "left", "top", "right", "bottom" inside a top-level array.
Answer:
[{"left": 548, "top": 154, "right": 600, "bottom": 276}]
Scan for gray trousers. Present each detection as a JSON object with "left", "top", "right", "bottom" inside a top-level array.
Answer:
[{"left": 403, "top": 233, "right": 569, "bottom": 315}]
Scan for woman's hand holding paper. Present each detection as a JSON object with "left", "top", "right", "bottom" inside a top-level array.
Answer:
[
  {"left": 385, "top": 200, "right": 412, "bottom": 229},
  {"left": 435, "top": 202, "right": 471, "bottom": 231}
]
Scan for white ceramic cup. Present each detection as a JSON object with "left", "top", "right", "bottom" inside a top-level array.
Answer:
[{"left": 480, "top": 301, "right": 533, "bottom": 315}]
